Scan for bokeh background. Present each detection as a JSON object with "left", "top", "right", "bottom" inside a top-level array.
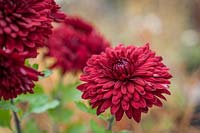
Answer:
[
  {"left": 57, "top": 0, "right": 200, "bottom": 132},
  {"left": 1, "top": 0, "right": 200, "bottom": 132}
]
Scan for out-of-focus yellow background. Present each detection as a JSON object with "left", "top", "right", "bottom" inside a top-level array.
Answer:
[{"left": 1, "top": 0, "right": 200, "bottom": 133}]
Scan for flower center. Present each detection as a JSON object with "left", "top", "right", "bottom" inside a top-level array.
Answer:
[{"left": 112, "top": 58, "right": 130, "bottom": 74}]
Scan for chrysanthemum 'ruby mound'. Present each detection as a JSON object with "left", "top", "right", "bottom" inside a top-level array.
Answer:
[
  {"left": 0, "top": 0, "right": 65, "bottom": 57},
  {"left": 77, "top": 44, "right": 172, "bottom": 122},
  {"left": 0, "top": 49, "right": 43, "bottom": 100},
  {"left": 46, "top": 16, "right": 110, "bottom": 73}
]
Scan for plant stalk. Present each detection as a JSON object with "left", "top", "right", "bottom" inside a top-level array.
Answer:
[
  {"left": 11, "top": 100, "right": 21, "bottom": 133},
  {"left": 107, "top": 115, "right": 114, "bottom": 131}
]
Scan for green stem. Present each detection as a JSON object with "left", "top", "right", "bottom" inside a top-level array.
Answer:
[
  {"left": 11, "top": 99, "right": 21, "bottom": 133},
  {"left": 107, "top": 115, "right": 114, "bottom": 131}
]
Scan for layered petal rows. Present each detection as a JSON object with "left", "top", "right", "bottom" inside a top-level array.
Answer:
[
  {"left": 46, "top": 16, "right": 110, "bottom": 73},
  {"left": 77, "top": 44, "right": 172, "bottom": 122},
  {"left": 0, "top": 0, "right": 65, "bottom": 57},
  {"left": 0, "top": 50, "right": 42, "bottom": 100}
]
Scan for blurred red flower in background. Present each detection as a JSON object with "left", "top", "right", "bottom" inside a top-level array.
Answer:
[
  {"left": 0, "top": 0, "right": 65, "bottom": 57},
  {"left": 46, "top": 16, "right": 110, "bottom": 73},
  {"left": 77, "top": 44, "right": 172, "bottom": 122},
  {"left": 0, "top": 49, "right": 42, "bottom": 100}
]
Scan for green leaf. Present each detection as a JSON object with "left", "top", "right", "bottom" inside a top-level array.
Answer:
[
  {"left": 90, "top": 119, "right": 105, "bottom": 133},
  {"left": 0, "top": 110, "right": 11, "bottom": 128},
  {"left": 66, "top": 123, "right": 88, "bottom": 133},
  {"left": 62, "top": 87, "right": 82, "bottom": 103},
  {"left": 49, "top": 107, "right": 73, "bottom": 123},
  {"left": 23, "top": 118, "right": 41, "bottom": 133},
  {"left": 52, "top": 82, "right": 82, "bottom": 104},
  {"left": 42, "top": 69, "right": 53, "bottom": 78},
  {"left": 16, "top": 94, "right": 48, "bottom": 107},
  {"left": 75, "top": 101, "right": 88, "bottom": 113},
  {"left": 25, "top": 60, "right": 39, "bottom": 70},
  {"left": 16, "top": 85, "right": 60, "bottom": 117},
  {"left": 31, "top": 100, "right": 59, "bottom": 113},
  {"left": 88, "top": 107, "right": 96, "bottom": 115},
  {"left": 75, "top": 101, "right": 96, "bottom": 115},
  {"left": 25, "top": 59, "right": 31, "bottom": 67},
  {"left": 0, "top": 101, "right": 19, "bottom": 112},
  {"left": 75, "top": 101, "right": 108, "bottom": 120},
  {"left": 18, "top": 94, "right": 60, "bottom": 116},
  {"left": 61, "top": 82, "right": 82, "bottom": 102},
  {"left": 98, "top": 115, "right": 108, "bottom": 121},
  {"left": 33, "top": 84, "right": 44, "bottom": 94},
  {"left": 32, "top": 64, "right": 39, "bottom": 70}
]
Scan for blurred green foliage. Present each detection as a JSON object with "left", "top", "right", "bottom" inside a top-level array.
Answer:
[
  {"left": 65, "top": 122, "right": 88, "bottom": 133},
  {"left": 15, "top": 84, "right": 60, "bottom": 118},
  {"left": 0, "top": 101, "right": 19, "bottom": 112},
  {"left": 90, "top": 119, "right": 106, "bottom": 133},
  {"left": 75, "top": 101, "right": 96, "bottom": 115},
  {"left": 23, "top": 119, "right": 41, "bottom": 133},
  {"left": 182, "top": 45, "right": 200, "bottom": 73},
  {"left": 0, "top": 110, "right": 11, "bottom": 128}
]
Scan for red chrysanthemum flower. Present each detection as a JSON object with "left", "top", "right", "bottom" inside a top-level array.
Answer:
[
  {"left": 46, "top": 16, "right": 110, "bottom": 73},
  {"left": 77, "top": 44, "right": 172, "bottom": 122},
  {"left": 0, "top": 0, "right": 65, "bottom": 57},
  {"left": 48, "top": 0, "right": 66, "bottom": 22},
  {"left": 0, "top": 49, "right": 43, "bottom": 100}
]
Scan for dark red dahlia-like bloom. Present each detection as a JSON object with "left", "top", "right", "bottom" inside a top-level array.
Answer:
[
  {"left": 0, "top": 49, "right": 42, "bottom": 100},
  {"left": 46, "top": 16, "right": 110, "bottom": 73},
  {"left": 77, "top": 44, "right": 172, "bottom": 122},
  {"left": 0, "top": 0, "right": 65, "bottom": 57}
]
